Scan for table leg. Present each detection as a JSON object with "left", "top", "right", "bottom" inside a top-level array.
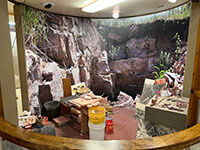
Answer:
[
  {"left": 0, "top": 137, "right": 3, "bottom": 150},
  {"left": 80, "top": 108, "right": 88, "bottom": 135}
]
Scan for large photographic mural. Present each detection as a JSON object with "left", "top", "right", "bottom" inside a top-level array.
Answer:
[{"left": 22, "top": 3, "right": 191, "bottom": 113}]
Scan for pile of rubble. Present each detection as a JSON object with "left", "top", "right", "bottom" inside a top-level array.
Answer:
[
  {"left": 113, "top": 91, "right": 140, "bottom": 110},
  {"left": 164, "top": 50, "right": 187, "bottom": 96}
]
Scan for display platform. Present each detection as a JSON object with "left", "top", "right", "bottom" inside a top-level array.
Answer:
[{"left": 145, "top": 96, "right": 189, "bottom": 130}]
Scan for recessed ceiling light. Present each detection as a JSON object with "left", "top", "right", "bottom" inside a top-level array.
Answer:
[
  {"left": 168, "top": 0, "right": 177, "bottom": 3},
  {"left": 112, "top": 12, "right": 119, "bottom": 19},
  {"left": 112, "top": 7, "right": 120, "bottom": 18}
]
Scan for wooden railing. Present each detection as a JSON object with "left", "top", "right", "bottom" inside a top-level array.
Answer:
[
  {"left": 194, "top": 90, "right": 200, "bottom": 98},
  {"left": 1, "top": 83, "right": 200, "bottom": 150},
  {"left": 1, "top": 116, "right": 200, "bottom": 150},
  {"left": 186, "top": 13, "right": 200, "bottom": 127}
]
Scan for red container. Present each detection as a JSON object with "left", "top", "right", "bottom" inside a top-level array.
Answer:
[
  {"left": 43, "top": 116, "right": 48, "bottom": 123},
  {"left": 106, "top": 120, "right": 113, "bottom": 134}
]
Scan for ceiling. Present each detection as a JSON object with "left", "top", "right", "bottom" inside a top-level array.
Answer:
[{"left": 9, "top": 0, "right": 190, "bottom": 18}]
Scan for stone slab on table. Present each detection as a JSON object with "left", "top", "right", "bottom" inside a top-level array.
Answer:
[
  {"left": 61, "top": 95, "right": 80, "bottom": 105},
  {"left": 140, "top": 78, "right": 155, "bottom": 105}
]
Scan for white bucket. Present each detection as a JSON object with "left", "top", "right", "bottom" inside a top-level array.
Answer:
[{"left": 88, "top": 122, "right": 105, "bottom": 140}]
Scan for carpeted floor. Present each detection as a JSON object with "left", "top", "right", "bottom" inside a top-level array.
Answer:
[
  {"left": 55, "top": 107, "right": 138, "bottom": 140},
  {"left": 105, "top": 107, "right": 138, "bottom": 140}
]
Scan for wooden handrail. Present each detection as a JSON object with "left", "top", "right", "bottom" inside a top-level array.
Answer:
[
  {"left": 187, "top": 15, "right": 200, "bottom": 127},
  {"left": 194, "top": 90, "right": 200, "bottom": 98},
  {"left": 0, "top": 116, "right": 200, "bottom": 150},
  {"left": 1, "top": 83, "right": 200, "bottom": 149},
  {"left": 0, "top": 81, "right": 4, "bottom": 118}
]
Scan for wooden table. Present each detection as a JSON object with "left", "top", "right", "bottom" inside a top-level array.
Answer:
[
  {"left": 60, "top": 95, "right": 79, "bottom": 116},
  {"left": 68, "top": 97, "right": 104, "bottom": 135}
]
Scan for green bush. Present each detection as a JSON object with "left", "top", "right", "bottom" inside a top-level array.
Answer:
[
  {"left": 153, "top": 51, "right": 172, "bottom": 79},
  {"left": 108, "top": 45, "right": 120, "bottom": 61},
  {"left": 23, "top": 5, "right": 47, "bottom": 45},
  {"left": 173, "top": 33, "right": 182, "bottom": 60}
]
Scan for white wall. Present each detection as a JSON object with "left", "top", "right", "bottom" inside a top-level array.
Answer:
[{"left": 0, "top": 0, "right": 18, "bottom": 125}]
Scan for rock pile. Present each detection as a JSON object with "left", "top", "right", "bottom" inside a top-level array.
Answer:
[
  {"left": 164, "top": 47, "right": 187, "bottom": 95},
  {"left": 114, "top": 91, "right": 140, "bottom": 110}
]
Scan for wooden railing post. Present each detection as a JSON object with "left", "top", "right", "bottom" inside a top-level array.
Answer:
[
  {"left": 0, "top": 82, "right": 4, "bottom": 150},
  {"left": 187, "top": 15, "right": 200, "bottom": 127},
  {"left": 0, "top": 82, "right": 4, "bottom": 119},
  {"left": 0, "top": 137, "right": 2, "bottom": 150}
]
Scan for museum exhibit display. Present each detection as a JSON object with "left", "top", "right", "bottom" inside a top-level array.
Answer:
[{"left": 1, "top": 0, "right": 200, "bottom": 149}]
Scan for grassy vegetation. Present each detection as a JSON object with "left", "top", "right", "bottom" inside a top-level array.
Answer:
[
  {"left": 93, "top": 2, "right": 191, "bottom": 27},
  {"left": 153, "top": 51, "right": 172, "bottom": 79},
  {"left": 23, "top": 5, "right": 47, "bottom": 45},
  {"left": 152, "top": 32, "right": 184, "bottom": 79},
  {"left": 173, "top": 33, "right": 182, "bottom": 61},
  {"left": 108, "top": 45, "right": 120, "bottom": 61}
]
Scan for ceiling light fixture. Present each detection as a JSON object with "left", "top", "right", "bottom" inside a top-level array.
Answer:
[
  {"left": 112, "top": 7, "right": 120, "bottom": 19},
  {"left": 82, "top": 0, "right": 125, "bottom": 13},
  {"left": 168, "top": 0, "right": 177, "bottom": 3},
  {"left": 112, "top": 12, "right": 119, "bottom": 19}
]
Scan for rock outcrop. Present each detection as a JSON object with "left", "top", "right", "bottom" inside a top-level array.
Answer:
[
  {"left": 40, "top": 14, "right": 114, "bottom": 96},
  {"left": 95, "top": 18, "right": 189, "bottom": 97},
  {"left": 109, "top": 37, "right": 157, "bottom": 97},
  {"left": 26, "top": 50, "right": 66, "bottom": 113},
  {"left": 25, "top": 12, "right": 115, "bottom": 113}
]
